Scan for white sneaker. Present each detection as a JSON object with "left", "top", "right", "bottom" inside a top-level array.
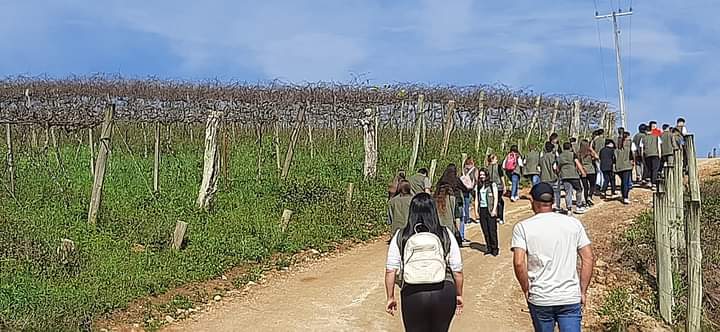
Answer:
[
  {"left": 623, "top": 199, "right": 630, "bottom": 205},
  {"left": 575, "top": 207, "right": 587, "bottom": 214},
  {"left": 497, "top": 219, "right": 505, "bottom": 225}
]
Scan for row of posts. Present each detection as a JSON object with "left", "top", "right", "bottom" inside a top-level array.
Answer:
[{"left": 654, "top": 134, "right": 702, "bottom": 331}]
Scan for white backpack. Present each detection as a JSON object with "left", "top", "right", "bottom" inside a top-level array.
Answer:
[
  {"left": 399, "top": 226, "right": 447, "bottom": 286},
  {"left": 460, "top": 166, "right": 476, "bottom": 190}
]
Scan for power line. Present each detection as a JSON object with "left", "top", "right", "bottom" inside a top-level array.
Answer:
[{"left": 593, "top": 0, "right": 609, "bottom": 100}]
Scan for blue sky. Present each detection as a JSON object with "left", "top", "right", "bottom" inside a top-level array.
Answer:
[{"left": 2, "top": 0, "right": 718, "bottom": 154}]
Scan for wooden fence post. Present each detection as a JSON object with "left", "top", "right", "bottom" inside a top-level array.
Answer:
[
  {"left": 196, "top": 111, "right": 223, "bottom": 211},
  {"left": 569, "top": 100, "right": 581, "bottom": 138},
  {"left": 685, "top": 134, "right": 702, "bottom": 332},
  {"left": 429, "top": 159, "right": 437, "bottom": 186},
  {"left": 5, "top": 124, "right": 15, "bottom": 197},
  {"left": 408, "top": 94, "right": 425, "bottom": 172},
  {"left": 153, "top": 122, "right": 161, "bottom": 193},
  {"left": 256, "top": 123, "right": 263, "bottom": 181},
  {"left": 274, "top": 119, "right": 282, "bottom": 172},
  {"left": 361, "top": 108, "right": 378, "bottom": 179},
  {"left": 654, "top": 175, "right": 674, "bottom": 324},
  {"left": 88, "top": 127, "right": 95, "bottom": 177},
  {"left": 345, "top": 183, "right": 354, "bottom": 206},
  {"left": 88, "top": 105, "right": 115, "bottom": 225},
  {"left": 673, "top": 148, "right": 685, "bottom": 251},
  {"left": 171, "top": 221, "right": 188, "bottom": 250},
  {"left": 525, "top": 96, "right": 541, "bottom": 147},
  {"left": 281, "top": 105, "right": 306, "bottom": 181},
  {"left": 280, "top": 209, "right": 294, "bottom": 233},
  {"left": 461, "top": 153, "right": 468, "bottom": 168},
  {"left": 500, "top": 97, "right": 519, "bottom": 152},
  {"left": 440, "top": 100, "right": 456, "bottom": 158},
  {"left": 549, "top": 99, "right": 559, "bottom": 136},
  {"left": 307, "top": 124, "right": 314, "bottom": 159},
  {"left": 475, "top": 92, "right": 486, "bottom": 154}
]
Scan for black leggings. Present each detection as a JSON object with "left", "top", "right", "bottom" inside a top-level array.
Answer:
[
  {"left": 401, "top": 281, "right": 457, "bottom": 332},
  {"left": 479, "top": 207, "right": 498, "bottom": 254},
  {"left": 582, "top": 174, "right": 597, "bottom": 201},
  {"left": 496, "top": 189, "right": 505, "bottom": 221}
]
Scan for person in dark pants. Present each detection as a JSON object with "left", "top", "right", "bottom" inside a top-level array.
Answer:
[
  {"left": 486, "top": 153, "right": 506, "bottom": 224},
  {"left": 599, "top": 139, "right": 617, "bottom": 198},
  {"left": 615, "top": 132, "right": 634, "bottom": 204},
  {"left": 642, "top": 121, "right": 662, "bottom": 188},
  {"left": 476, "top": 168, "right": 499, "bottom": 256},
  {"left": 632, "top": 124, "right": 647, "bottom": 184},
  {"left": 578, "top": 139, "right": 599, "bottom": 206},
  {"left": 385, "top": 193, "right": 464, "bottom": 332}
]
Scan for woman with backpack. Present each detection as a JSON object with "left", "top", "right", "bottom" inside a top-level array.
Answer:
[
  {"left": 486, "top": 154, "right": 506, "bottom": 224},
  {"left": 476, "top": 168, "right": 499, "bottom": 256},
  {"left": 460, "top": 159, "right": 478, "bottom": 226},
  {"left": 503, "top": 145, "right": 523, "bottom": 202},
  {"left": 435, "top": 165, "right": 465, "bottom": 244},
  {"left": 385, "top": 193, "right": 464, "bottom": 331}
]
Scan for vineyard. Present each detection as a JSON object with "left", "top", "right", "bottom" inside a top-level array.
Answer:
[{"left": 0, "top": 77, "right": 612, "bottom": 331}]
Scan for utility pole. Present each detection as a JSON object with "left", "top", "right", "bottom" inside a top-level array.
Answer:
[{"left": 595, "top": 8, "right": 632, "bottom": 129}]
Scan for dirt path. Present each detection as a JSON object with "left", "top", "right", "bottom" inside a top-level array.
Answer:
[{"left": 165, "top": 188, "right": 657, "bottom": 332}]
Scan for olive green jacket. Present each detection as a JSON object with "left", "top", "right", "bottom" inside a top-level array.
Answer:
[
  {"left": 388, "top": 194, "right": 413, "bottom": 234},
  {"left": 523, "top": 151, "right": 541, "bottom": 176}
]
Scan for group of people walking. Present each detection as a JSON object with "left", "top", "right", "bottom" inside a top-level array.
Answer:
[{"left": 382, "top": 118, "right": 688, "bottom": 332}]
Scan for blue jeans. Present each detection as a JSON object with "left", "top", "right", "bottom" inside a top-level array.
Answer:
[
  {"left": 461, "top": 192, "right": 472, "bottom": 240},
  {"left": 526, "top": 175, "right": 540, "bottom": 186},
  {"left": 528, "top": 303, "right": 582, "bottom": 332},
  {"left": 507, "top": 172, "right": 521, "bottom": 198},
  {"left": 619, "top": 170, "right": 632, "bottom": 200}
]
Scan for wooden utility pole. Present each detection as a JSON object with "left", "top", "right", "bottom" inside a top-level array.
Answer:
[
  {"left": 408, "top": 94, "right": 425, "bottom": 172},
  {"left": 440, "top": 100, "right": 456, "bottom": 158},
  {"left": 196, "top": 111, "right": 223, "bottom": 211},
  {"left": 88, "top": 105, "right": 115, "bottom": 225},
  {"left": 474, "top": 91, "right": 486, "bottom": 154},
  {"left": 685, "top": 134, "right": 702, "bottom": 332},
  {"left": 281, "top": 105, "right": 306, "bottom": 181}
]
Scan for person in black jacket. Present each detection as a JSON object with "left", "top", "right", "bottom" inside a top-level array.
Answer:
[{"left": 599, "top": 139, "right": 617, "bottom": 198}]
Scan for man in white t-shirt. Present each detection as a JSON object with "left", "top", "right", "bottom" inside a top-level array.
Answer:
[{"left": 511, "top": 183, "right": 595, "bottom": 332}]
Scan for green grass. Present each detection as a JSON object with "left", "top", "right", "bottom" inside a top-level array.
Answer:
[{"left": 0, "top": 126, "right": 541, "bottom": 330}]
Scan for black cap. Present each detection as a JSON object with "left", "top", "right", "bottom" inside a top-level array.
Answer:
[{"left": 530, "top": 183, "right": 554, "bottom": 203}]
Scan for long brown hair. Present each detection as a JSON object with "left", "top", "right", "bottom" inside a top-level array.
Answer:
[
  {"left": 578, "top": 139, "right": 592, "bottom": 159},
  {"left": 433, "top": 184, "right": 453, "bottom": 213}
]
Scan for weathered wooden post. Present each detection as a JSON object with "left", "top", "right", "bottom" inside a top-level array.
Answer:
[
  {"left": 256, "top": 122, "right": 263, "bottom": 181},
  {"left": 280, "top": 209, "right": 294, "bottom": 233},
  {"left": 440, "top": 100, "right": 456, "bottom": 158},
  {"left": 685, "top": 134, "right": 702, "bottom": 332},
  {"left": 281, "top": 105, "right": 306, "bottom": 181},
  {"left": 5, "top": 123, "right": 15, "bottom": 196},
  {"left": 549, "top": 99, "right": 560, "bottom": 136},
  {"left": 525, "top": 96, "right": 541, "bottom": 147},
  {"left": 408, "top": 94, "right": 425, "bottom": 172},
  {"left": 307, "top": 124, "right": 314, "bottom": 159},
  {"left": 345, "top": 183, "right": 354, "bottom": 206},
  {"left": 569, "top": 100, "right": 581, "bottom": 138},
  {"left": 474, "top": 91, "right": 486, "bottom": 154},
  {"left": 274, "top": 119, "right": 282, "bottom": 172},
  {"left": 500, "top": 97, "right": 519, "bottom": 152},
  {"left": 196, "top": 111, "right": 223, "bottom": 211},
  {"left": 88, "top": 105, "right": 115, "bottom": 225},
  {"left": 153, "top": 122, "right": 161, "bottom": 193},
  {"left": 461, "top": 153, "right": 468, "bottom": 168},
  {"left": 673, "top": 148, "right": 685, "bottom": 251},
  {"left": 361, "top": 108, "right": 378, "bottom": 179},
  {"left": 88, "top": 127, "right": 95, "bottom": 176},
  {"left": 171, "top": 221, "right": 188, "bottom": 250},
  {"left": 428, "top": 159, "right": 437, "bottom": 186},
  {"left": 654, "top": 171, "right": 674, "bottom": 324}
]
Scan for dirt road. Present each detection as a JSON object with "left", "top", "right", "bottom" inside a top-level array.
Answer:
[{"left": 165, "top": 191, "right": 653, "bottom": 332}]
